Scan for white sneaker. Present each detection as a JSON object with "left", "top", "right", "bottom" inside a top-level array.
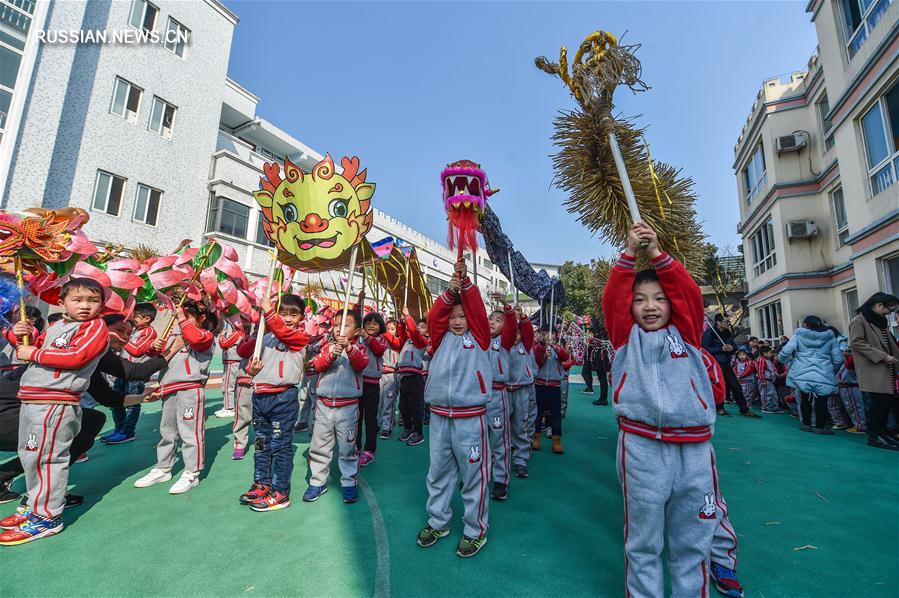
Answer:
[
  {"left": 214, "top": 408, "right": 235, "bottom": 418},
  {"left": 169, "top": 471, "right": 199, "bottom": 494},
  {"left": 134, "top": 468, "right": 172, "bottom": 488}
]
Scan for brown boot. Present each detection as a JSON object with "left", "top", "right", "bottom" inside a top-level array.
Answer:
[
  {"left": 531, "top": 433, "right": 541, "bottom": 451},
  {"left": 552, "top": 435, "right": 564, "bottom": 454}
]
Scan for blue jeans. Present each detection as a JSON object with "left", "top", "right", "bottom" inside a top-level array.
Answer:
[
  {"left": 252, "top": 387, "right": 299, "bottom": 495},
  {"left": 111, "top": 379, "right": 145, "bottom": 436}
]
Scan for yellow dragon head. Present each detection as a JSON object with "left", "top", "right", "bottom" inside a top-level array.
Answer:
[{"left": 254, "top": 154, "right": 374, "bottom": 265}]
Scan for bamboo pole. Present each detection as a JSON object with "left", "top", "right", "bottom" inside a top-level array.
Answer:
[
  {"left": 252, "top": 250, "right": 280, "bottom": 361},
  {"left": 14, "top": 257, "right": 29, "bottom": 346},
  {"left": 339, "top": 246, "right": 359, "bottom": 336}
]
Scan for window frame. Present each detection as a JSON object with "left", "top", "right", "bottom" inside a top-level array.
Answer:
[
  {"left": 749, "top": 217, "right": 777, "bottom": 277},
  {"left": 829, "top": 186, "right": 850, "bottom": 247},
  {"left": 91, "top": 170, "right": 126, "bottom": 217},
  {"left": 110, "top": 76, "right": 142, "bottom": 124},
  {"left": 860, "top": 82, "right": 899, "bottom": 197},
  {"left": 816, "top": 92, "right": 835, "bottom": 152},
  {"left": 147, "top": 95, "right": 176, "bottom": 140},
  {"left": 132, "top": 183, "right": 161, "bottom": 226},
  {"left": 843, "top": 287, "right": 859, "bottom": 323},
  {"left": 755, "top": 300, "right": 784, "bottom": 341},
  {"left": 163, "top": 16, "right": 189, "bottom": 58},
  {"left": 210, "top": 196, "right": 250, "bottom": 240},
  {"left": 742, "top": 143, "right": 767, "bottom": 204},
  {"left": 254, "top": 212, "right": 274, "bottom": 247},
  {"left": 844, "top": 0, "right": 892, "bottom": 60},
  {"left": 128, "top": 0, "right": 158, "bottom": 33}
]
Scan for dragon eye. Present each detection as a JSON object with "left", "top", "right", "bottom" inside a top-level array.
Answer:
[
  {"left": 328, "top": 199, "right": 349, "bottom": 218},
  {"left": 281, "top": 204, "right": 298, "bottom": 222}
]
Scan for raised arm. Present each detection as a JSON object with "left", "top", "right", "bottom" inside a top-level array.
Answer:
[
  {"left": 520, "top": 316, "right": 534, "bottom": 352},
  {"left": 265, "top": 310, "right": 309, "bottom": 351},
  {"left": 500, "top": 306, "right": 517, "bottom": 351},
  {"left": 124, "top": 326, "right": 157, "bottom": 358},
  {"left": 218, "top": 326, "right": 244, "bottom": 350},
  {"left": 603, "top": 253, "right": 637, "bottom": 349},
  {"left": 30, "top": 319, "right": 109, "bottom": 369},
  {"left": 179, "top": 320, "right": 214, "bottom": 352},
  {"left": 460, "top": 278, "right": 490, "bottom": 350},
  {"left": 366, "top": 334, "right": 388, "bottom": 358},
  {"left": 426, "top": 292, "right": 453, "bottom": 352}
]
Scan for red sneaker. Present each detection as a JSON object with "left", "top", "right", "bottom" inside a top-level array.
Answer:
[
  {"left": 239, "top": 483, "right": 270, "bottom": 505},
  {"left": 250, "top": 490, "right": 291, "bottom": 512},
  {"left": 0, "top": 511, "right": 28, "bottom": 530}
]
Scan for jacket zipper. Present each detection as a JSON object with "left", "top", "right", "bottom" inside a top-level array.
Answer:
[{"left": 653, "top": 333, "right": 663, "bottom": 438}]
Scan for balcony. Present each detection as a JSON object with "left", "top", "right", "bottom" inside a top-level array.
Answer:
[{"left": 215, "top": 129, "right": 272, "bottom": 171}]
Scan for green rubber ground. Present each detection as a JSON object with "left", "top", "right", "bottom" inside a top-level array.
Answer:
[{"left": 2, "top": 383, "right": 897, "bottom": 597}]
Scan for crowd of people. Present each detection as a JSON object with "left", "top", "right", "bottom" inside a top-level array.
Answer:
[{"left": 0, "top": 221, "right": 896, "bottom": 598}]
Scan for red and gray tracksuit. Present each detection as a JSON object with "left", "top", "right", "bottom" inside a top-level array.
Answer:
[
  {"left": 123, "top": 325, "right": 157, "bottom": 364},
  {"left": 236, "top": 310, "right": 308, "bottom": 495},
  {"left": 506, "top": 317, "right": 535, "bottom": 468},
  {"left": 298, "top": 339, "right": 321, "bottom": 430},
  {"left": 487, "top": 307, "right": 516, "bottom": 486},
  {"left": 358, "top": 334, "right": 387, "bottom": 452},
  {"left": 378, "top": 331, "right": 402, "bottom": 433},
  {"left": 837, "top": 356, "right": 866, "bottom": 431},
  {"left": 218, "top": 324, "right": 244, "bottom": 411},
  {"left": 16, "top": 318, "right": 109, "bottom": 520},
  {"left": 397, "top": 316, "right": 427, "bottom": 435},
  {"left": 534, "top": 342, "right": 569, "bottom": 436},
  {"left": 755, "top": 356, "right": 777, "bottom": 411},
  {"left": 155, "top": 320, "right": 214, "bottom": 474},
  {"left": 734, "top": 359, "right": 757, "bottom": 408},
  {"left": 604, "top": 251, "right": 723, "bottom": 598},
  {"left": 232, "top": 356, "right": 254, "bottom": 451},
  {"left": 309, "top": 339, "right": 368, "bottom": 488},
  {"left": 424, "top": 279, "right": 492, "bottom": 539}
]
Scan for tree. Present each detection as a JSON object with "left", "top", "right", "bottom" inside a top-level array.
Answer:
[{"left": 558, "top": 261, "right": 593, "bottom": 317}]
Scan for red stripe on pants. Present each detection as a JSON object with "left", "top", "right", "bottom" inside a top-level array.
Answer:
[
  {"left": 621, "top": 432, "right": 631, "bottom": 598},
  {"left": 477, "top": 416, "right": 487, "bottom": 536},
  {"left": 33, "top": 406, "right": 55, "bottom": 517},
  {"left": 42, "top": 407, "right": 64, "bottom": 519}
]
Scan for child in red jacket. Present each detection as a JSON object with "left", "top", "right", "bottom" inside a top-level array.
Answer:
[{"left": 603, "top": 222, "right": 724, "bottom": 597}]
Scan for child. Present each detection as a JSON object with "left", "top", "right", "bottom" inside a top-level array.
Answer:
[
  {"left": 397, "top": 308, "right": 428, "bottom": 446},
  {"left": 733, "top": 350, "right": 756, "bottom": 409},
  {"left": 216, "top": 318, "right": 245, "bottom": 418},
  {"left": 0, "top": 306, "right": 43, "bottom": 373},
  {"left": 102, "top": 302, "right": 158, "bottom": 445},
  {"left": 416, "top": 260, "right": 492, "bottom": 558},
  {"left": 486, "top": 294, "right": 517, "bottom": 500},
  {"left": 296, "top": 328, "right": 326, "bottom": 433},
  {"left": 533, "top": 326, "right": 569, "bottom": 454},
  {"left": 603, "top": 222, "right": 722, "bottom": 597},
  {"left": 0, "top": 278, "right": 109, "bottom": 545},
  {"left": 235, "top": 294, "right": 308, "bottom": 511},
  {"left": 358, "top": 312, "right": 388, "bottom": 466},
  {"left": 230, "top": 346, "right": 254, "bottom": 460},
  {"left": 304, "top": 310, "right": 368, "bottom": 504},
  {"left": 378, "top": 318, "right": 403, "bottom": 438},
  {"left": 506, "top": 305, "right": 535, "bottom": 479},
  {"left": 133, "top": 300, "right": 216, "bottom": 494},
  {"left": 756, "top": 346, "right": 781, "bottom": 414},
  {"left": 836, "top": 350, "right": 866, "bottom": 433}
]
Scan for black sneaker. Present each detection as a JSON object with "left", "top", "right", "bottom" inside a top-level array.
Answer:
[
  {"left": 379, "top": 429, "right": 391, "bottom": 440},
  {"left": 740, "top": 411, "right": 761, "bottom": 419},
  {"left": 398, "top": 429, "right": 413, "bottom": 442},
  {"left": 868, "top": 436, "right": 899, "bottom": 451},
  {"left": 513, "top": 465, "right": 528, "bottom": 479},
  {"left": 799, "top": 424, "right": 812, "bottom": 432},
  {"left": 455, "top": 535, "right": 487, "bottom": 558},
  {"left": 0, "top": 482, "right": 20, "bottom": 504},
  {"left": 64, "top": 494, "right": 84, "bottom": 507},
  {"left": 416, "top": 525, "right": 449, "bottom": 548},
  {"left": 492, "top": 482, "right": 508, "bottom": 501},
  {"left": 582, "top": 388, "right": 594, "bottom": 394},
  {"left": 407, "top": 433, "right": 424, "bottom": 446}
]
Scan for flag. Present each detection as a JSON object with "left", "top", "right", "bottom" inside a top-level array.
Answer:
[
  {"left": 395, "top": 238, "right": 414, "bottom": 258},
  {"left": 371, "top": 236, "right": 395, "bottom": 259}
]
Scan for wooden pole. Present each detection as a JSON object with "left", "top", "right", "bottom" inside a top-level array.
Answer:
[
  {"left": 14, "top": 257, "right": 29, "bottom": 346},
  {"left": 252, "top": 250, "right": 280, "bottom": 361},
  {"left": 339, "top": 245, "right": 359, "bottom": 336}
]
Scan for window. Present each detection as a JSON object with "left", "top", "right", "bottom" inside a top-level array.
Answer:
[
  {"left": 756, "top": 300, "right": 784, "bottom": 341},
  {"left": 133, "top": 184, "right": 161, "bottom": 225},
  {"left": 743, "top": 143, "right": 767, "bottom": 203},
  {"left": 842, "top": 0, "right": 892, "bottom": 59},
  {"left": 481, "top": 257, "right": 494, "bottom": 270},
  {"left": 255, "top": 215, "right": 273, "bottom": 246},
  {"left": 148, "top": 96, "right": 176, "bottom": 139},
  {"left": 883, "top": 255, "right": 899, "bottom": 336},
  {"left": 860, "top": 81, "right": 899, "bottom": 196},
  {"left": 163, "top": 17, "right": 189, "bottom": 58},
  {"left": 426, "top": 274, "right": 450, "bottom": 296},
  {"left": 749, "top": 218, "right": 777, "bottom": 277},
  {"left": 110, "top": 77, "right": 142, "bottom": 123},
  {"left": 816, "top": 93, "right": 835, "bottom": 152},
  {"left": 209, "top": 197, "right": 249, "bottom": 239},
  {"left": 843, "top": 288, "right": 859, "bottom": 322},
  {"left": 129, "top": 0, "right": 157, "bottom": 32},
  {"left": 92, "top": 170, "right": 125, "bottom": 216},
  {"left": 830, "top": 187, "right": 849, "bottom": 247}
]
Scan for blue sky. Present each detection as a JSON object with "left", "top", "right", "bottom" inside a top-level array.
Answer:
[{"left": 223, "top": 1, "right": 818, "bottom": 265}]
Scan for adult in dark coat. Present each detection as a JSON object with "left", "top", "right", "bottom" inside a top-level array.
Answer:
[{"left": 702, "top": 314, "right": 759, "bottom": 418}]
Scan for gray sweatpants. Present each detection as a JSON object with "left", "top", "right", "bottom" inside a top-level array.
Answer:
[
  {"left": 232, "top": 383, "right": 253, "bottom": 450},
  {"left": 156, "top": 388, "right": 206, "bottom": 473},
  {"left": 297, "top": 374, "right": 317, "bottom": 430},
  {"left": 19, "top": 403, "right": 81, "bottom": 520},
  {"left": 526, "top": 384, "right": 537, "bottom": 437},
  {"left": 426, "top": 412, "right": 490, "bottom": 539},
  {"left": 487, "top": 388, "right": 510, "bottom": 485},
  {"left": 378, "top": 372, "right": 399, "bottom": 432},
  {"left": 616, "top": 431, "right": 718, "bottom": 598},
  {"left": 507, "top": 387, "right": 532, "bottom": 467},
  {"left": 308, "top": 401, "right": 359, "bottom": 487},
  {"left": 221, "top": 361, "right": 239, "bottom": 411},
  {"left": 710, "top": 474, "right": 739, "bottom": 571}
]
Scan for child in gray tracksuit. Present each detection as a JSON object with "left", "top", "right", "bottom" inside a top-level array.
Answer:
[
  {"left": 0, "top": 279, "right": 109, "bottom": 546},
  {"left": 506, "top": 309, "right": 535, "bottom": 479},
  {"left": 378, "top": 319, "right": 402, "bottom": 436},
  {"left": 755, "top": 347, "right": 779, "bottom": 413},
  {"left": 217, "top": 321, "right": 245, "bottom": 414},
  {"left": 231, "top": 354, "right": 253, "bottom": 458},
  {"left": 416, "top": 260, "right": 492, "bottom": 559},
  {"left": 134, "top": 301, "right": 215, "bottom": 495},
  {"left": 603, "top": 222, "right": 722, "bottom": 598},
  {"left": 296, "top": 335, "right": 323, "bottom": 433},
  {"left": 304, "top": 311, "right": 368, "bottom": 505},
  {"left": 486, "top": 299, "right": 517, "bottom": 501}
]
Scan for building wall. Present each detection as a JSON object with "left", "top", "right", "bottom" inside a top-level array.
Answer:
[{"left": 4, "top": 0, "right": 236, "bottom": 254}]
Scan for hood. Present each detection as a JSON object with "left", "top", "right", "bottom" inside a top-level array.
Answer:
[{"left": 794, "top": 327, "right": 835, "bottom": 349}]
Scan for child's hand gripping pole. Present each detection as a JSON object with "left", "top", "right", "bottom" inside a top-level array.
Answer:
[
  {"left": 159, "top": 240, "right": 218, "bottom": 343},
  {"left": 339, "top": 245, "right": 359, "bottom": 337},
  {"left": 252, "top": 250, "right": 280, "bottom": 361}
]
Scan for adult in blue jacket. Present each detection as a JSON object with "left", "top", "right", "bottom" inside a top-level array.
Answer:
[{"left": 778, "top": 315, "right": 843, "bottom": 434}]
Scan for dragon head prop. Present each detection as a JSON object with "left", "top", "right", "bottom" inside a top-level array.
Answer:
[
  {"left": 440, "top": 159, "right": 499, "bottom": 255},
  {"left": 254, "top": 154, "right": 374, "bottom": 270}
]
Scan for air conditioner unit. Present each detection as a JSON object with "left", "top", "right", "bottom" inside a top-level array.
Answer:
[
  {"left": 787, "top": 220, "right": 818, "bottom": 240},
  {"left": 776, "top": 132, "right": 807, "bottom": 154}
]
